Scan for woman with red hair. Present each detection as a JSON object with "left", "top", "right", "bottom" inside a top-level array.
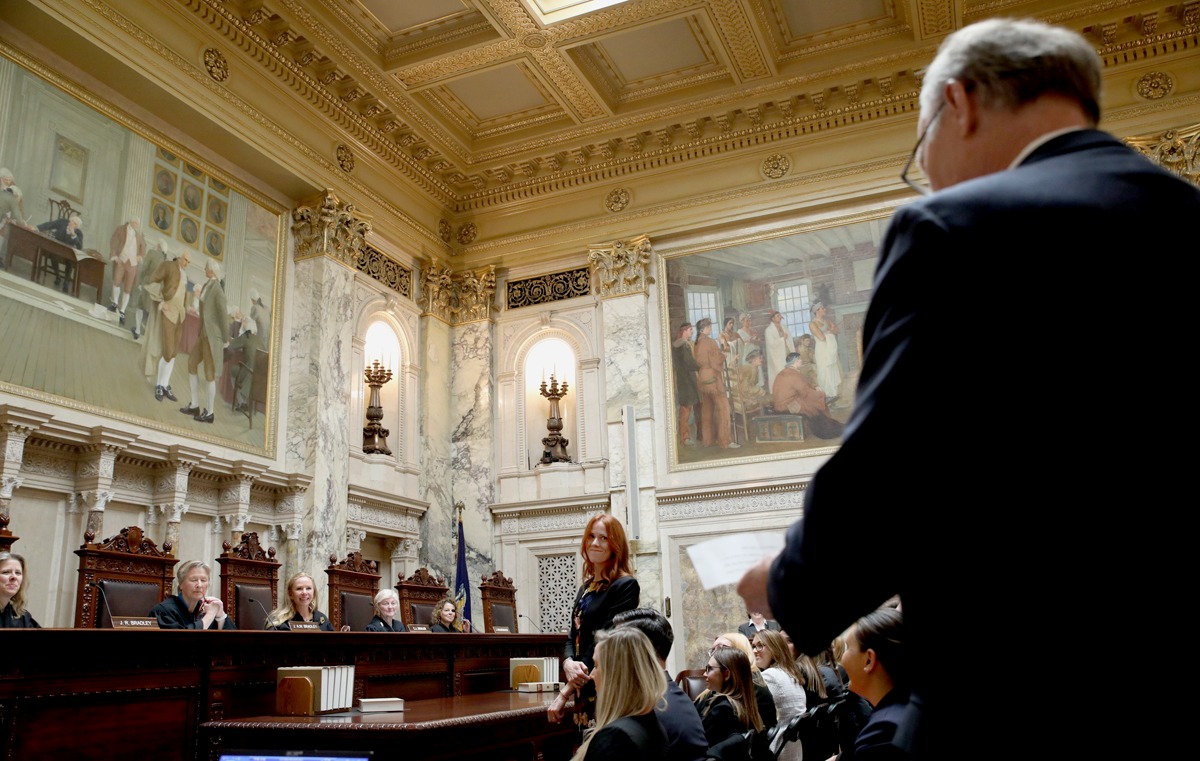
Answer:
[{"left": 548, "top": 512, "right": 640, "bottom": 726}]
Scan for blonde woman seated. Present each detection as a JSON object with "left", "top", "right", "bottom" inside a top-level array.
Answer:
[
  {"left": 695, "top": 645, "right": 763, "bottom": 749},
  {"left": 266, "top": 571, "right": 348, "bottom": 631},
  {"left": 150, "top": 560, "right": 235, "bottom": 629},
  {"left": 752, "top": 630, "right": 807, "bottom": 761},
  {"left": 570, "top": 627, "right": 667, "bottom": 761},
  {"left": 365, "top": 588, "right": 407, "bottom": 632},
  {"left": 0, "top": 552, "right": 40, "bottom": 628},
  {"left": 430, "top": 596, "right": 472, "bottom": 632}
]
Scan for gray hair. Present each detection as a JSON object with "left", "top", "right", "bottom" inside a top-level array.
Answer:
[
  {"left": 920, "top": 18, "right": 1102, "bottom": 125},
  {"left": 175, "top": 560, "right": 212, "bottom": 590},
  {"left": 205, "top": 257, "right": 222, "bottom": 279},
  {"left": 0, "top": 167, "right": 12, "bottom": 181},
  {"left": 373, "top": 588, "right": 398, "bottom": 607}
]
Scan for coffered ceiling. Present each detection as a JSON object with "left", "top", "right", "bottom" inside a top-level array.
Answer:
[{"left": 2, "top": 0, "right": 1197, "bottom": 267}]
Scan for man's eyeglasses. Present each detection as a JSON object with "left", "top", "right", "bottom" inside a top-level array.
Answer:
[{"left": 899, "top": 100, "right": 946, "bottom": 196}]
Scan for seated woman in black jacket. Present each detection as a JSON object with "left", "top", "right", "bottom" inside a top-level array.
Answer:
[
  {"left": 570, "top": 627, "right": 667, "bottom": 761},
  {"left": 0, "top": 552, "right": 40, "bottom": 628},
  {"left": 266, "top": 571, "right": 345, "bottom": 631},
  {"left": 150, "top": 560, "right": 235, "bottom": 629},
  {"left": 430, "top": 596, "right": 471, "bottom": 632},
  {"left": 365, "top": 588, "right": 407, "bottom": 632}
]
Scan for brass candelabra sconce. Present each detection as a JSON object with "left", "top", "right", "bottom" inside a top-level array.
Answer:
[
  {"left": 362, "top": 359, "right": 393, "bottom": 455},
  {"left": 538, "top": 373, "right": 571, "bottom": 464}
]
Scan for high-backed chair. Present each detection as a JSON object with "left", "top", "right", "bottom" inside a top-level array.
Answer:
[
  {"left": 74, "top": 526, "right": 177, "bottom": 628},
  {"left": 325, "top": 551, "right": 380, "bottom": 632},
  {"left": 47, "top": 197, "right": 77, "bottom": 221},
  {"left": 395, "top": 567, "right": 448, "bottom": 629},
  {"left": 675, "top": 668, "right": 708, "bottom": 701},
  {"left": 0, "top": 512, "right": 18, "bottom": 553},
  {"left": 216, "top": 531, "right": 280, "bottom": 631},
  {"left": 479, "top": 570, "right": 518, "bottom": 633}
]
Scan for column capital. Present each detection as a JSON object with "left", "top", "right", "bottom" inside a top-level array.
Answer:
[
  {"left": 291, "top": 190, "right": 373, "bottom": 267},
  {"left": 589, "top": 235, "right": 654, "bottom": 298}
]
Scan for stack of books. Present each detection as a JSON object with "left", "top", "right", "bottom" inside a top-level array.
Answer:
[
  {"left": 509, "top": 656, "right": 560, "bottom": 689},
  {"left": 276, "top": 665, "right": 355, "bottom": 714}
]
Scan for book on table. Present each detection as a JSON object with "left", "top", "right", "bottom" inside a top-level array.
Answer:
[{"left": 357, "top": 697, "right": 405, "bottom": 713}]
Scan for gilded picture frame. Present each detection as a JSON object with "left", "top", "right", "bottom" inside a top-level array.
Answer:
[
  {"left": 660, "top": 212, "right": 892, "bottom": 470},
  {"left": 0, "top": 44, "right": 285, "bottom": 456}
]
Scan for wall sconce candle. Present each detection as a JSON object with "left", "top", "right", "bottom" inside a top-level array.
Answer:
[{"left": 362, "top": 359, "right": 394, "bottom": 455}]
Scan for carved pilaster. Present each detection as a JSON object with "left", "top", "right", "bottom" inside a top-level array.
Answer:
[
  {"left": 0, "top": 406, "right": 52, "bottom": 499},
  {"left": 291, "top": 190, "right": 373, "bottom": 266},
  {"left": 420, "top": 259, "right": 497, "bottom": 324},
  {"left": 77, "top": 428, "right": 137, "bottom": 503},
  {"left": 0, "top": 476, "right": 22, "bottom": 502},
  {"left": 589, "top": 235, "right": 654, "bottom": 298},
  {"left": 219, "top": 463, "right": 263, "bottom": 543},
  {"left": 346, "top": 528, "right": 366, "bottom": 552}
]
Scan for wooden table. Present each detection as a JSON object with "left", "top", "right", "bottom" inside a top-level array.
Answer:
[
  {"left": 199, "top": 691, "right": 579, "bottom": 761},
  {"left": 4, "top": 223, "right": 105, "bottom": 302}
]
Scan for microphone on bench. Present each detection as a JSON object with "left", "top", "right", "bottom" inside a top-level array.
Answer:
[
  {"left": 518, "top": 613, "right": 542, "bottom": 632},
  {"left": 247, "top": 597, "right": 273, "bottom": 630},
  {"left": 88, "top": 581, "right": 118, "bottom": 628}
]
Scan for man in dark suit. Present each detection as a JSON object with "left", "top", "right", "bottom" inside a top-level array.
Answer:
[
  {"left": 37, "top": 213, "right": 83, "bottom": 292},
  {"left": 179, "top": 257, "right": 227, "bottom": 424},
  {"left": 737, "top": 18, "right": 1200, "bottom": 761},
  {"left": 612, "top": 608, "right": 708, "bottom": 761}
]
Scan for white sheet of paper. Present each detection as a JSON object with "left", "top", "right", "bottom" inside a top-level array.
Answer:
[{"left": 687, "top": 532, "right": 786, "bottom": 590}]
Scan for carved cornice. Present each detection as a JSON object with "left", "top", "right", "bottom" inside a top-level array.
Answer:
[
  {"left": 588, "top": 236, "right": 654, "bottom": 298},
  {"left": 420, "top": 259, "right": 497, "bottom": 324},
  {"left": 291, "top": 190, "right": 373, "bottom": 266}
]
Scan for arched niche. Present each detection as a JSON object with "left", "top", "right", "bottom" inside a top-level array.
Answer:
[{"left": 349, "top": 290, "right": 419, "bottom": 469}]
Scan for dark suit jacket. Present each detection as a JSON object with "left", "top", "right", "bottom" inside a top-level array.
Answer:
[
  {"left": 736, "top": 619, "right": 780, "bottom": 641},
  {"left": 150, "top": 594, "right": 236, "bottom": 630},
  {"left": 839, "top": 689, "right": 909, "bottom": 761},
  {"left": 0, "top": 602, "right": 40, "bottom": 628},
  {"left": 660, "top": 672, "right": 708, "bottom": 761},
  {"left": 37, "top": 217, "right": 83, "bottom": 248},
  {"left": 767, "top": 130, "right": 1200, "bottom": 761}
]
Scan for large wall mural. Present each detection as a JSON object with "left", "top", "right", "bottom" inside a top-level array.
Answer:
[
  {"left": 0, "top": 49, "right": 285, "bottom": 455},
  {"left": 660, "top": 215, "right": 889, "bottom": 470}
]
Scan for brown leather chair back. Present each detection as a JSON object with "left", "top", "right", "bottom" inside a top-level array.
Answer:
[{"left": 74, "top": 525, "right": 176, "bottom": 628}]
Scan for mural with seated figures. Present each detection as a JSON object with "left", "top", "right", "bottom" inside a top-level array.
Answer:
[
  {"left": 0, "top": 49, "right": 284, "bottom": 454},
  {"left": 661, "top": 215, "right": 890, "bottom": 469}
]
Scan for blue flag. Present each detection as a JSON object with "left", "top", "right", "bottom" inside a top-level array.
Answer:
[{"left": 455, "top": 514, "right": 472, "bottom": 629}]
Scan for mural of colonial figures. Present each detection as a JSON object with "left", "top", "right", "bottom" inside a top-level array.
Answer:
[
  {"left": 662, "top": 216, "right": 888, "bottom": 469},
  {"left": 0, "top": 51, "right": 283, "bottom": 454}
]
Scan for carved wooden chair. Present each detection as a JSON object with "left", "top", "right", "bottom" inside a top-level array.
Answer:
[
  {"left": 74, "top": 526, "right": 177, "bottom": 628},
  {"left": 0, "top": 512, "right": 18, "bottom": 554},
  {"left": 216, "top": 531, "right": 280, "bottom": 631},
  {"left": 675, "top": 668, "right": 709, "bottom": 701},
  {"left": 480, "top": 570, "right": 518, "bottom": 633},
  {"left": 47, "top": 197, "right": 77, "bottom": 220},
  {"left": 325, "top": 551, "right": 380, "bottom": 632},
  {"left": 395, "top": 567, "right": 448, "bottom": 629}
]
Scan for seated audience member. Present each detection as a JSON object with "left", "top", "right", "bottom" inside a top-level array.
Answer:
[
  {"left": 150, "top": 560, "right": 235, "bottom": 629},
  {"left": 0, "top": 552, "right": 41, "bottom": 628},
  {"left": 694, "top": 646, "right": 763, "bottom": 749},
  {"left": 737, "top": 610, "right": 780, "bottom": 641},
  {"left": 365, "top": 588, "right": 407, "bottom": 632},
  {"left": 267, "top": 571, "right": 346, "bottom": 631},
  {"left": 569, "top": 627, "right": 668, "bottom": 761},
  {"left": 713, "top": 631, "right": 777, "bottom": 729},
  {"left": 837, "top": 607, "right": 908, "bottom": 761},
  {"left": 430, "top": 596, "right": 471, "bottom": 632},
  {"left": 752, "top": 630, "right": 807, "bottom": 761},
  {"left": 770, "top": 352, "right": 844, "bottom": 439},
  {"left": 609, "top": 608, "right": 708, "bottom": 761}
]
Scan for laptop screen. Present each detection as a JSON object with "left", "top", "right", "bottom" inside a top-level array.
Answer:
[{"left": 218, "top": 748, "right": 372, "bottom": 753}]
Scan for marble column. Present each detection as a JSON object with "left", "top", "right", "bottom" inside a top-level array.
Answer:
[
  {"left": 76, "top": 427, "right": 139, "bottom": 540},
  {"left": 219, "top": 461, "right": 265, "bottom": 545},
  {"left": 154, "top": 445, "right": 205, "bottom": 552},
  {"left": 286, "top": 191, "right": 370, "bottom": 589},
  {"left": 418, "top": 261, "right": 498, "bottom": 615},
  {"left": 588, "top": 236, "right": 662, "bottom": 604}
]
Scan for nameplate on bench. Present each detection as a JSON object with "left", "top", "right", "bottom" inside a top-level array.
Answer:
[
  {"left": 493, "top": 626, "right": 511, "bottom": 633},
  {"left": 409, "top": 624, "right": 430, "bottom": 632},
  {"left": 289, "top": 621, "right": 322, "bottom": 631},
  {"left": 112, "top": 617, "right": 160, "bottom": 629}
]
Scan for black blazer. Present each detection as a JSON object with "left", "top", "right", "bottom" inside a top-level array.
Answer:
[
  {"left": 736, "top": 620, "right": 780, "bottom": 641},
  {"left": 0, "top": 602, "right": 40, "bottom": 628},
  {"left": 564, "top": 574, "right": 639, "bottom": 670},
  {"left": 272, "top": 609, "right": 334, "bottom": 631},
  {"left": 585, "top": 711, "right": 667, "bottom": 761},
  {"left": 150, "top": 595, "right": 236, "bottom": 630}
]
